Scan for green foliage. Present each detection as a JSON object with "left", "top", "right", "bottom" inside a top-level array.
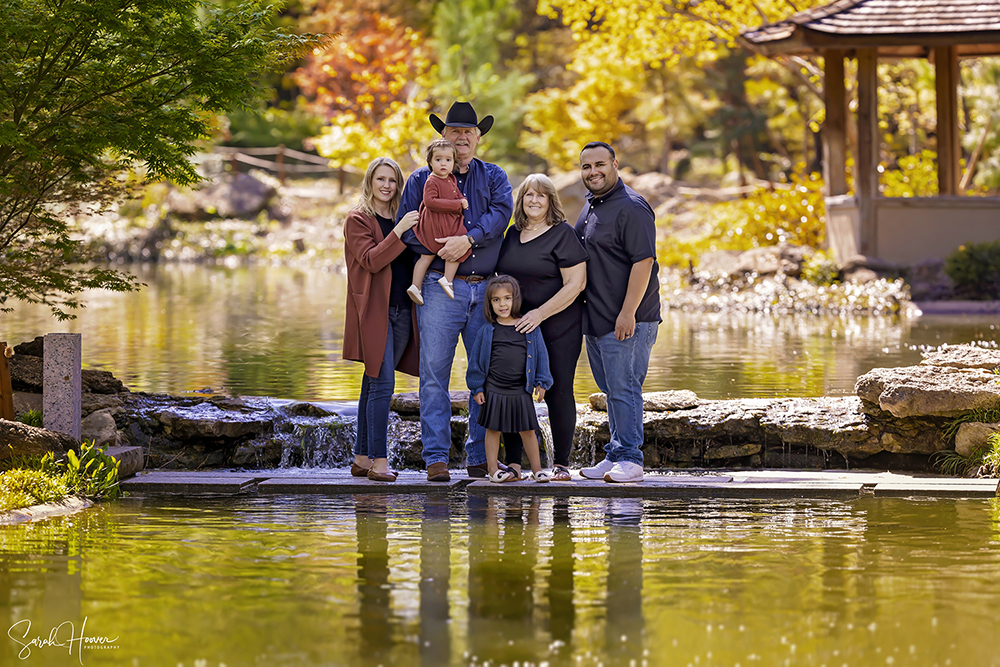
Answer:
[
  {"left": 1, "top": 0, "right": 325, "bottom": 319},
  {"left": 16, "top": 409, "right": 43, "bottom": 428},
  {"left": 800, "top": 250, "right": 840, "bottom": 286},
  {"left": 60, "top": 442, "right": 123, "bottom": 501},
  {"left": 661, "top": 167, "right": 826, "bottom": 268},
  {"left": 879, "top": 150, "right": 938, "bottom": 197},
  {"left": 930, "top": 448, "right": 986, "bottom": 477},
  {"left": 0, "top": 469, "right": 68, "bottom": 511},
  {"left": 943, "top": 406, "right": 1000, "bottom": 440},
  {"left": 944, "top": 241, "right": 1000, "bottom": 300},
  {"left": 225, "top": 104, "right": 327, "bottom": 151},
  {"left": 982, "top": 432, "right": 1000, "bottom": 477}
]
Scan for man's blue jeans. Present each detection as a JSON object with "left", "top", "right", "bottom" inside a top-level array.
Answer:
[
  {"left": 416, "top": 271, "right": 488, "bottom": 467},
  {"left": 356, "top": 304, "right": 411, "bottom": 460},
  {"left": 585, "top": 321, "right": 658, "bottom": 466}
]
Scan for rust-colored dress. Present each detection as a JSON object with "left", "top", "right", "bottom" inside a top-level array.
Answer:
[{"left": 415, "top": 174, "right": 473, "bottom": 262}]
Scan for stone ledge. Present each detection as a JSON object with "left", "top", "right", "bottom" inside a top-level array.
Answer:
[{"left": 0, "top": 496, "right": 93, "bottom": 525}]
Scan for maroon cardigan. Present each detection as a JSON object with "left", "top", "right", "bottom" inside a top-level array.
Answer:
[{"left": 342, "top": 208, "right": 419, "bottom": 378}]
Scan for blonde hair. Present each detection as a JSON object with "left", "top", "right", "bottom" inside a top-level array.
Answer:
[
  {"left": 357, "top": 157, "right": 403, "bottom": 219},
  {"left": 513, "top": 173, "right": 566, "bottom": 230},
  {"left": 425, "top": 138, "right": 458, "bottom": 167}
]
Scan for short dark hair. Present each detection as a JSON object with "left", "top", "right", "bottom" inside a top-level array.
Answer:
[
  {"left": 581, "top": 141, "right": 615, "bottom": 160},
  {"left": 483, "top": 274, "right": 523, "bottom": 323},
  {"left": 426, "top": 138, "right": 458, "bottom": 166}
]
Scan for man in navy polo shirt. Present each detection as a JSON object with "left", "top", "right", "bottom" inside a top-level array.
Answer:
[
  {"left": 398, "top": 101, "right": 514, "bottom": 482},
  {"left": 575, "top": 141, "right": 661, "bottom": 483}
]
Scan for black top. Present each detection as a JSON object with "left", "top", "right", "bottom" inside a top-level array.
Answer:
[
  {"left": 376, "top": 214, "right": 414, "bottom": 309},
  {"left": 574, "top": 179, "right": 662, "bottom": 337},
  {"left": 485, "top": 323, "right": 527, "bottom": 394},
  {"left": 496, "top": 222, "right": 588, "bottom": 340}
]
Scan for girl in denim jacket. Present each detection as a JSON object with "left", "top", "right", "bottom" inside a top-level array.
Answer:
[{"left": 467, "top": 275, "right": 553, "bottom": 483}]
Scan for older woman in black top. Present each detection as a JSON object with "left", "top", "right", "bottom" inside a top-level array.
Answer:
[{"left": 496, "top": 174, "right": 587, "bottom": 481}]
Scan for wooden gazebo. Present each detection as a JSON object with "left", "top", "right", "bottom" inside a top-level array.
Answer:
[{"left": 743, "top": 0, "right": 1000, "bottom": 265}]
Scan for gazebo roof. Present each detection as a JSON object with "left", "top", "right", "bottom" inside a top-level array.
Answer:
[{"left": 742, "top": 0, "right": 1000, "bottom": 57}]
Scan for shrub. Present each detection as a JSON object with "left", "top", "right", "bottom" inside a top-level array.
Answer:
[
  {"left": 659, "top": 167, "right": 826, "bottom": 268},
  {"left": 16, "top": 409, "right": 43, "bottom": 428},
  {"left": 944, "top": 241, "right": 1000, "bottom": 300},
  {"left": 0, "top": 469, "right": 67, "bottom": 511}
]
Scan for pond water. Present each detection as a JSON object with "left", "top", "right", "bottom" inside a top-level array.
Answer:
[
  {"left": 2, "top": 493, "right": 999, "bottom": 666},
  {"left": 4, "top": 264, "right": 999, "bottom": 402}
]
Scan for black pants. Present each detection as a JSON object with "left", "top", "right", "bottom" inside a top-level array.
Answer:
[{"left": 504, "top": 321, "right": 582, "bottom": 468}]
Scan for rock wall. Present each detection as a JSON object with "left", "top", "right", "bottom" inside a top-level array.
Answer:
[{"left": 8, "top": 340, "right": 1000, "bottom": 473}]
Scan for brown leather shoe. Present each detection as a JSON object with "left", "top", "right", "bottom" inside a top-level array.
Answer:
[
  {"left": 367, "top": 468, "right": 397, "bottom": 482},
  {"left": 426, "top": 462, "right": 451, "bottom": 482},
  {"left": 466, "top": 462, "right": 489, "bottom": 478},
  {"left": 350, "top": 462, "right": 370, "bottom": 477}
]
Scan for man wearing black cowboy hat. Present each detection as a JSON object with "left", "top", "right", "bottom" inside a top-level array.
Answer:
[{"left": 398, "top": 101, "right": 514, "bottom": 482}]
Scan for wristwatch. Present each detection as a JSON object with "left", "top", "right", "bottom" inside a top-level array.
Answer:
[{"left": 465, "top": 233, "right": 475, "bottom": 246}]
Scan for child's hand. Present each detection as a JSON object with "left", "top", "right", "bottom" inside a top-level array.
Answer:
[
  {"left": 474, "top": 392, "right": 485, "bottom": 405},
  {"left": 534, "top": 386, "right": 546, "bottom": 401},
  {"left": 461, "top": 198, "right": 469, "bottom": 209}
]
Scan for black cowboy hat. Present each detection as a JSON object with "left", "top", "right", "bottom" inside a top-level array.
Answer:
[{"left": 429, "top": 101, "right": 494, "bottom": 136}]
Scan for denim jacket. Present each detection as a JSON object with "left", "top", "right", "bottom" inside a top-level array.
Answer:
[{"left": 466, "top": 324, "right": 553, "bottom": 396}]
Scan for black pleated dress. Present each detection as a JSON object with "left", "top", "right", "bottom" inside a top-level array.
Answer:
[{"left": 476, "top": 323, "right": 539, "bottom": 433}]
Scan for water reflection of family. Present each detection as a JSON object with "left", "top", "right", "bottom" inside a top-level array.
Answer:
[{"left": 344, "top": 101, "right": 661, "bottom": 484}]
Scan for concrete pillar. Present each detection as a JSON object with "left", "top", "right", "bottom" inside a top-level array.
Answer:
[{"left": 43, "top": 333, "right": 81, "bottom": 441}]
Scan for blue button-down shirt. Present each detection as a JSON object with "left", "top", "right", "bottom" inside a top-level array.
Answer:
[{"left": 398, "top": 157, "right": 513, "bottom": 277}]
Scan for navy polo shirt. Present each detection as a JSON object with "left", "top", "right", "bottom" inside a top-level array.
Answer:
[
  {"left": 574, "top": 178, "right": 662, "bottom": 337},
  {"left": 398, "top": 157, "right": 513, "bottom": 277}
]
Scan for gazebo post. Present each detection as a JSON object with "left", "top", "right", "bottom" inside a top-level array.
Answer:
[
  {"left": 933, "top": 46, "right": 961, "bottom": 195},
  {"left": 822, "top": 50, "right": 849, "bottom": 197},
  {"left": 856, "top": 48, "right": 880, "bottom": 256}
]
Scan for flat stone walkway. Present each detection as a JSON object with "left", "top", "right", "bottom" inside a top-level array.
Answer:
[{"left": 121, "top": 469, "right": 999, "bottom": 499}]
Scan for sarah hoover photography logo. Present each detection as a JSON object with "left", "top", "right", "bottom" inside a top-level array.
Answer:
[{"left": 7, "top": 616, "right": 119, "bottom": 664}]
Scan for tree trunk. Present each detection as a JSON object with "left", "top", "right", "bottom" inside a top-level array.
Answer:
[{"left": 0, "top": 421, "right": 76, "bottom": 461}]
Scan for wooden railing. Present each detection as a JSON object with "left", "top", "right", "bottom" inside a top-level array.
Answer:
[{"left": 211, "top": 145, "right": 360, "bottom": 190}]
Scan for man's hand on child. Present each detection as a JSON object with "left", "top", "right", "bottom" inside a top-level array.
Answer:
[{"left": 473, "top": 392, "right": 485, "bottom": 405}]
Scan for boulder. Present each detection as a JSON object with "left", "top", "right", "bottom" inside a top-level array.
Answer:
[
  {"left": 734, "top": 244, "right": 813, "bottom": 278},
  {"left": 622, "top": 172, "right": 676, "bottom": 210},
  {"left": 9, "top": 354, "right": 128, "bottom": 394},
  {"left": 760, "top": 397, "right": 883, "bottom": 458},
  {"left": 13, "top": 336, "right": 43, "bottom": 357},
  {"left": 589, "top": 390, "right": 700, "bottom": 412},
  {"left": 166, "top": 172, "right": 276, "bottom": 220},
  {"left": 955, "top": 422, "right": 1000, "bottom": 457},
  {"left": 697, "top": 250, "right": 742, "bottom": 276},
  {"left": 0, "top": 421, "right": 76, "bottom": 461},
  {"left": 920, "top": 345, "right": 1000, "bottom": 371},
  {"left": 81, "top": 408, "right": 119, "bottom": 446},
  {"left": 855, "top": 365, "right": 1000, "bottom": 418},
  {"left": 155, "top": 403, "right": 273, "bottom": 440},
  {"left": 391, "top": 391, "right": 470, "bottom": 416}
]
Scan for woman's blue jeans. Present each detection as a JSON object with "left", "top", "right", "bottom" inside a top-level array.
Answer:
[
  {"left": 584, "top": 321, "right": 658, "bottom": 466},
  {"left": 356, "top": 305, "right": 412, "bottom": 460}
]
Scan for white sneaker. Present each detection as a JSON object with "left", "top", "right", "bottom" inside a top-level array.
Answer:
[
  {"left": 604, "top": 461, "right": 644, "bottom": 483},
  {"left": 580, "top": 458, "right": 615, "bottom": 479}
]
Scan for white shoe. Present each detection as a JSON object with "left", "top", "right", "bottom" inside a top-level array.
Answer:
[
  {"left": 406, "top": 285, "right": 424, "bottom": 305},
  {"left": 438, "top": 277, "right": 455, "bottom": 299},
  {"left": 604, "top": 461, "right": 644, "bottom": 483},
  {"left": 580, "top": 458, "right": 615, "bottom": 479}
]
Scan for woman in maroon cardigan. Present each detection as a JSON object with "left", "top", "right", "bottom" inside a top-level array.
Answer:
[{"left": 344, "top": 157, "right": 420, "bottom": 482}]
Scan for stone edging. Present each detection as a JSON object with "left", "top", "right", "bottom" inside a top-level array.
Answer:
[{"left": 0, "top": 496, "right": 94, "bottom": 525}]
